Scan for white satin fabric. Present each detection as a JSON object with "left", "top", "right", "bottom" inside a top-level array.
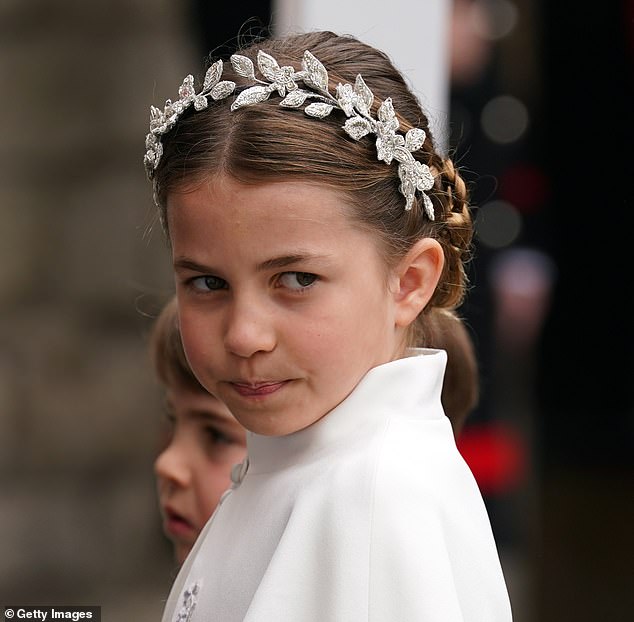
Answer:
[{"left": 161, "top": 349, "right": 513, "bottom": 621}]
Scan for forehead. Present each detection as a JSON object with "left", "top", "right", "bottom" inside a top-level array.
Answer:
[
  {"left": 166, "top": 175, "right": 376, "bottom": 257},
  {"left": 168, "top": 174, "right": 348, "bottom": 219},
  {"left": 166, "top": 384, "right": 229, "bottom": 415}
]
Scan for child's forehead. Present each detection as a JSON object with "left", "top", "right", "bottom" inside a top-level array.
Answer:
[
  {"left": 166, "top": 176, "right": 359, "bottom": 240},
  {"left": 166, "top": 383, "right": 228, "bottom": 412},
  {"left": 168, "top": 174, "right": 348, "bottom": 210},
  {"left": 166, "top": 175, "right": 394, "bottom": 278}
]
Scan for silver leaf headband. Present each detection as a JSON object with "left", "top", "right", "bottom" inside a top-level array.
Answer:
[{"left": 144, "top": 50, "right": 435, "bottom": 218}]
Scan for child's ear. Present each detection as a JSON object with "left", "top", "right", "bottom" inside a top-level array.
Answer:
[{"left": 392, "top": 238, "right": 444, "bottom": 328}]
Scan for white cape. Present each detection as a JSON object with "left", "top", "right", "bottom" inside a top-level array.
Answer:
[{"left": 161, "top": 349, "right": 513, "bottom": 621}]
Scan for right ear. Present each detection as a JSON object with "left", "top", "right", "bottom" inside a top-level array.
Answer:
[{"left": 391, "top": 238, "right": 444, "bottom": 330}]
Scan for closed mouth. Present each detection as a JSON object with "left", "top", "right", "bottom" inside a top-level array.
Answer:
[{"left": 229, "top": 380, "right": 289, "bottom": 398}]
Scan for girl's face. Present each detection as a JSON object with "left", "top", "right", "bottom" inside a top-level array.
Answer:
[
  {"left": 168, "top": 175, "right": 405, "bottom": 436},
  {"left": 154, "top": 382, "right": 246, "bottom": 564}
]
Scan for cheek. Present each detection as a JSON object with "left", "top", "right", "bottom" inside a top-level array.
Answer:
[
  {"left": 302, "top": 282, "right": 382, "bottom": 340},
  {"left": 324, "top": 285, "right": 389, "bottom": 341},
  {"left": 289, "top": 308, "right": 341, "bottom": 361},
  {"left": 195, "top": 465, "right": 234, "bottom": 517},
  {"left": 179, "top": 309, "right": 221, "bottom": 378}
]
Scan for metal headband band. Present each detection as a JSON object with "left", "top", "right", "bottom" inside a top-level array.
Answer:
[{"left": 144, "top": 50, "right": 435, "bottom": 218}]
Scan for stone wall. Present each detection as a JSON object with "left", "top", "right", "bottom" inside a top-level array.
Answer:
[{"left": 0, "top": 1, "right": 200, "bottom": 618}]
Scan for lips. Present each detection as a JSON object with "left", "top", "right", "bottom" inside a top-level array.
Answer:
[
  {"left": 229, "top": 380, "right": 288, "bottom": 398},
  {"left": 163, "top": 506, "right": 196, "bottom": 539}
]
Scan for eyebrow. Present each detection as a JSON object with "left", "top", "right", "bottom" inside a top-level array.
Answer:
[
  {"left": 255, "top": 253, "right": 331, "bottom": 272},
  {"left": 166, "top": 398, "right": 235, "bottom": 427},
  {"left": 173, "top": 257, "right": 212, "bottom": 272},
  {"left": 189, "top": 410, "right": 236, "bottom": 426},
  {"left": 173, "top": 253, "right": 331, "bottom": 274}
]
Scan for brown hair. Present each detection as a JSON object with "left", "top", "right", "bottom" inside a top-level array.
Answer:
[
  {"left": 426, "top": 311, "right": 479, "bottom": 436},
  {"left": 152, "top": 30, "right": 474, "bottom": 347},
  {"left": 149, "top": 297, "right": 205, "bottom": 393}
]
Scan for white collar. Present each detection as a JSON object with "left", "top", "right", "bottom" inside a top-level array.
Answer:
[{"left": 245, "top": 348, "right": 447, "bottom": 475}]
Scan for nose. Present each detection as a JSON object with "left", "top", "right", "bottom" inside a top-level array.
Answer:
[
  {"left": 223, "top": 297, "right": 277, "bottom": 358},
  {"left": 154, "top": 441, "right": 192, "bottom": 488}
]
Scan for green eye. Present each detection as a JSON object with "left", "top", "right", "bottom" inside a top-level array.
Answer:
[
  {"left": 191, "top": 275, "right": 228, "bottom": 291},
  {"left": 279, "top": 272, "right": 318, "bottom": 290}
]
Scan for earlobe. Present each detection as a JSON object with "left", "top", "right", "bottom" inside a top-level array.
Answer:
[{"left": 393, "top": 238, "right": 444, "bottom": 328}]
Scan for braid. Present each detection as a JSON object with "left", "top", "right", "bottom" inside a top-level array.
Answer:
[{"left": 429, "top": 157, "right": 473, "bottom": 311}]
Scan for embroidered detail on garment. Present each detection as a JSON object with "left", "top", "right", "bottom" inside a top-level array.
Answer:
[
  {"left": 230, "top": 457, "right": 249, "bottom": 486},
  {"left": 174, "top": 580, "right": 201, "bottom": 622},
  {"left": 218, "top": 457, "right": 250, "bottom": 507}
]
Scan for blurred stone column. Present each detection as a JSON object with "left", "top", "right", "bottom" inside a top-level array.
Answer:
[{"left": 0, "top": 1, "right": 199, "bottom": 617}]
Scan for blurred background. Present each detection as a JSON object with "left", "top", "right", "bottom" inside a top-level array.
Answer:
[{"left": 1, "top": 1, "right": 632, "bottom": 620}]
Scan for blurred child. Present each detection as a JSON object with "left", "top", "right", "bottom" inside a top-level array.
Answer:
[{"left": 149, "top": 297, "right": 247, "bottom": 565}]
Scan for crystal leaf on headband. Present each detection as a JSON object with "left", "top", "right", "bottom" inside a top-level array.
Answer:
[
  {"left": 301, "top": 51, "right": 329, "bottom": 91},
  {"left": 280, "top": 90, "right": 309, "bottom": 108},
  {"left": 143, "top": 60, "right": 235, "bottom": 174},
  {"left": 305, "top": 103, "right": 334, "bottom": 118},
  {"left": 144, "top": 49, "right": 436, "bottom": 218}
]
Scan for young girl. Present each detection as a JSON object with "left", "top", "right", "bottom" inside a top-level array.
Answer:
[
  {"left": 144, "top": 30, "right": 512, "bottom": 621},
  {"left": 150, "top": 297, "right": 247, "bottom": 565}
]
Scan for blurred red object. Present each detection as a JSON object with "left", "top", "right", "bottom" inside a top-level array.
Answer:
[
  {"left": 498, "top": 162, "right": 549, "bottom": 213},
  {"left": 456, "top": 422, "right": 528, "bottom": 496}
]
